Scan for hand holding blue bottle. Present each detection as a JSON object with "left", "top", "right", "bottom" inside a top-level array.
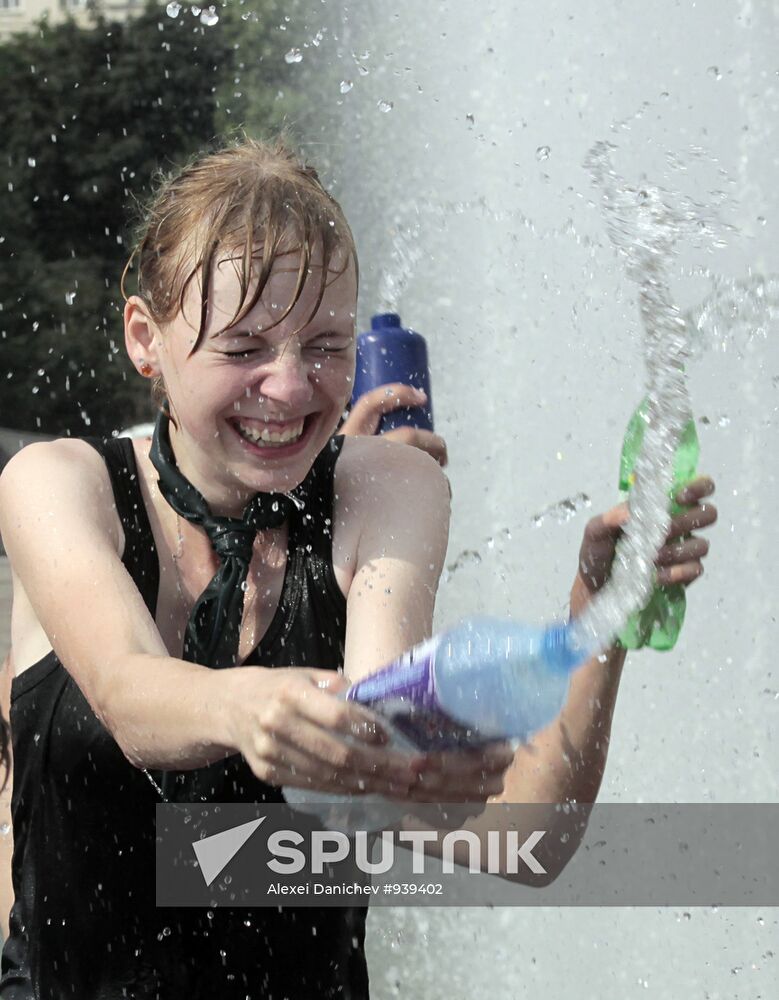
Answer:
[{"left": 340, "top": 383, "right": 448, "bottom": 466}]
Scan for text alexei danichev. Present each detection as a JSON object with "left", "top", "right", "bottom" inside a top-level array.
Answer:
[{"left": 267, "top": 882, "right": 380, "bottom": 896}]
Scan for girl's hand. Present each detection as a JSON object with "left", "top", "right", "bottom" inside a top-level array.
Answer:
[
  {"left": 340, "top": 383, "right": 448, "bottom": 466},
  {"left": 402, "top": 742, "right": 516, "bottom": 804},
  {"left": 229, "top": 667, "right": 424, "bottom": 796},
  {"left": 574, "top": 475, "right": 717, "bottom": 604}
]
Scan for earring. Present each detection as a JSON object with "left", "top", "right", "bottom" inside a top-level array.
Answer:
[{"left": 139, "top": 362, "right": 154, "bottom": 377}]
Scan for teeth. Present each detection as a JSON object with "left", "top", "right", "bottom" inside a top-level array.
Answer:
[{"left": 235, "top": 419, "right": 305, "bottom": 447}]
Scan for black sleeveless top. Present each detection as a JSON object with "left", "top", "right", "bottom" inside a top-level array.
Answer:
[{"left": 0, "top": 434, "right": 369, "bottom": 999}]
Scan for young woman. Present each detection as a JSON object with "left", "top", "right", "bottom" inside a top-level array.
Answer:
[{"left": 0, "top": 137, "right": 716, "bottom": 997}]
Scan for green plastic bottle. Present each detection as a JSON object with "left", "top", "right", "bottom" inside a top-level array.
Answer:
[{"left": 617, "top": 397, "right": 700, "bottom": 650}]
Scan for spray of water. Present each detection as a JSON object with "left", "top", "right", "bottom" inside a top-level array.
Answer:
[
  {"left": 367, "top": 135, "right": 779, "bottom": 663},
  {"left": 567, "top": 141, "right": 738, "bottom": 656}
]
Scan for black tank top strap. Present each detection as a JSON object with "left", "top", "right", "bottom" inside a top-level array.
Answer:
[
  {"left": 290, "top": 434, "right": 344, "bottom": 556},
  {"left": 80, "top": 435, "right": 160, "bottom": 616}
]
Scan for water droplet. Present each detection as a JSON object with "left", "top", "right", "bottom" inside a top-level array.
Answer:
[
  {"left": 0, "top": 823, "right": 10, "bottom": 837},
  {"left": 165, "top": 0, "right": 181, "bottom": 16},
  {"left": 27, "top": 157, "right": 36, "bottom": 167},
  {"left": 357, "top": 63, "right": 370, "bottom": 76},
  {"left": 65, "top": 291, "right": 76, "bottom": 305},
  {"left": 190, "top": 4, "right": 201, "bottom": 16},
  {"left": 707, "top": 66, "right": 722, "bottom": 80},
  {"left": 285, "top": 48, "right": 303, "bottom": 64},
  {"left": 200, "top": 5, "right": 219, "bottom": 26},
  {"left": 757, "top": 215, "right": 767, "bottom": 226},
  {"left": 532, "top": 493, "right": 591, "bottom": 528},
  {"left": 377, "top": 99, "right": 394, "bottom": 113},
  {"left": 717, "top": 415, "right": 731, "bottom": 427},
  {"left": 340, "top": 80, "right": 354, "bottom": 94},
  {"left": 241, "top": 11, "right": 258, "bottom": 21}
]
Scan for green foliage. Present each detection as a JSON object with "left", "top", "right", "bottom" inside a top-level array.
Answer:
[{"left": 0, "top": 1, "right": 301, "bottom": 436}]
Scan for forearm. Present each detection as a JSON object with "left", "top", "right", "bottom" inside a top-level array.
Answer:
[
  {"left": 499, "top": 573, "right": 627, "bottom": 805},
  {"left": 502, "top": 642, "right": 626, "bottom": 805},
  {"left": 100, "top": 653, "right": 244, "bottom": 771}
]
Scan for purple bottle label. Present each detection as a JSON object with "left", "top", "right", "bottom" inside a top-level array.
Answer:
[{"left": 346, "top": 638, "right": 490, "bottom": 750}]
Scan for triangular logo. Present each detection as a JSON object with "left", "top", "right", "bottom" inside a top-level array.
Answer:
[{"left": 191, "top": 817, "right": 266, "bottom": 886}]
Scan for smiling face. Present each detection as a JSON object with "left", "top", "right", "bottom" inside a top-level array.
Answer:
[{"left": 147, "top": 246, "right": 357, "bottom": 514}]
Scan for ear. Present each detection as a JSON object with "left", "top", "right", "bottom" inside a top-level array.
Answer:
[{"left": 124, "top": 296, "right": 162, "bottom": 375}]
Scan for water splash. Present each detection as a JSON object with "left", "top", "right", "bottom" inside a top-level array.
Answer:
[
  {"left": 532, "top": 492, "right": 591, "bottom": 528},
  {"left": 567, "top": 140, "right": 740, "bottom": 656},
  {"left": 377, "top": 219, "right": 423, "bottom": 313},
  {"left": 685, "top": 274, "right": 779, "bottom": 358},
  {"left": 443, "top": 494, "right": 591, "bottom": 583}
]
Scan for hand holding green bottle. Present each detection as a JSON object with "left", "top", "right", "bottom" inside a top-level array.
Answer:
[
  {"left": 617, "top": 397, "right": 700, "bottom": 650},
  {"left": 572, "top": 477, "right": 717, "bottom": 637}
]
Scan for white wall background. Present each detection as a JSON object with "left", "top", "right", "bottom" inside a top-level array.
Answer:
[{"left": 285, "top": 0, "right": 778, "bottom": 996}]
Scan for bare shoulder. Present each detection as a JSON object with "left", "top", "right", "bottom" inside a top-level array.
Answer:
[
  {"left": 0, "top": 438, "right": 122, "bottom": 554},
  {"left": 331, "top": 436, "right": 451, "bottom": 594},
  {"left": 335, "top": 433, "right": 450, "bottom": 502},
  {"left": 0, "top": 439, "right": 128, "bottom": 676}
]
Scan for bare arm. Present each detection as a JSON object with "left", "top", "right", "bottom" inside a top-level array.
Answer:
[
  {"left": 497, "top": 576, "right": 626, "bottom": 807},
  {"left": 338, "top": 436, "right": 451, "bottom": 683},
  {"left": 0, "top": 650, "right": 14, "bottom": 940},
  {"left": 0, "top": 441, "right": 240, "bottom": 771}
]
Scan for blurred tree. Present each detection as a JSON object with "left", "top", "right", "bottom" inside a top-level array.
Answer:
[{"left": 0, "top": 1, "right": 302, "bottom": 437}]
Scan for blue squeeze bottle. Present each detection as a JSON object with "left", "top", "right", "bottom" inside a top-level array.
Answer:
[
  {"left": 351, "top": 312, "right": 434, "bottom": 432},
  {"left": 346, "top": 617, "right": 583, "bottom": 750},
  {"left": 284, "top": 618, "right": 588, "bottom": 830}
]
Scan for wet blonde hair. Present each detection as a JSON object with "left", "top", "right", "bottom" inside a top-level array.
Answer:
[{"left": 121, "top": 134, "right": 358, "bottom": 406}]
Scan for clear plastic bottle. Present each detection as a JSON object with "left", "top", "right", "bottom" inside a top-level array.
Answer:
[{"left": 283, "top": 618, "right": 590, "bottom": 831}]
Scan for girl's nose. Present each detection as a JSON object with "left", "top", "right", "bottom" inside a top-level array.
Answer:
[{"left": 253, "top": 349, "right": 314, "bottom": 409}]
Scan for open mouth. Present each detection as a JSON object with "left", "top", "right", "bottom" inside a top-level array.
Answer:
[{"left": 227, "top": 414, "right": 315, "bottom": 455}]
